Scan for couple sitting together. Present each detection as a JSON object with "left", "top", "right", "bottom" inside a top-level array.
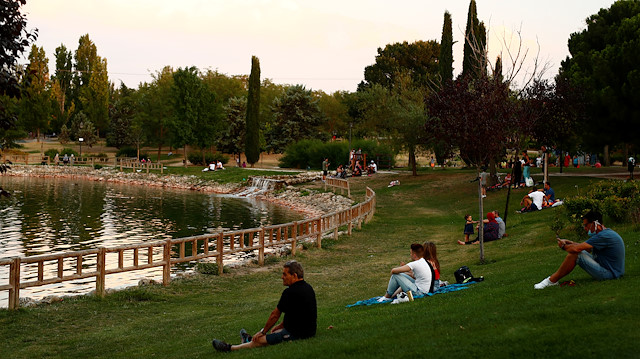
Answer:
[{"left": 377, "top": 242, "right": 441, "bottom": 302}]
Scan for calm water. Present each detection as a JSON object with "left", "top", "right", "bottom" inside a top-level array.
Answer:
[{"left": 0, "top": 176, "right": 303, "bottom": 306}]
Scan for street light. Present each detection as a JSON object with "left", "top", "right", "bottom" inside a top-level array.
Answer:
[{"left": 79, "top": 137, "right": 84, "bottom": 158}]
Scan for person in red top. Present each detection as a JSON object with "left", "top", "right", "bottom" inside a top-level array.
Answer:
[{"left": 423, "top": 241, "right": 441, "bottom": 290}]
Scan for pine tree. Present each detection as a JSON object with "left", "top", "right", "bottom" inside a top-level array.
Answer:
[
  {"left": 245, "top": 56, "right": 261, "bottom": 166},
  {"left": 438, "top": 11, "right": 454, "bottom": 85}
]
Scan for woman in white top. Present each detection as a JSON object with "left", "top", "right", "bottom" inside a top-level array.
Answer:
[{"left": 377, "top": 243, "right": 434, "bottom": 302}]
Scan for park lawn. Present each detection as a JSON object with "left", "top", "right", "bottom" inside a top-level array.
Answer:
[{"left": 1, "top": 170, "right": 638, "bottom": 358}]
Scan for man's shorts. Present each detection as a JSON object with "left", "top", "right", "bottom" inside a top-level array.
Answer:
[
  {"left": 323, "top": 170, "right": 328, "bottom": 176},
  {"left": 576, "top": 251, "right": 615, "bottom": 280},
  {"left": 266, "top": 328, "right": 297, "bottom": 345}
]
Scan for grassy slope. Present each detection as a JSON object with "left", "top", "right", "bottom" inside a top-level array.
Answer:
[{"left": 1, "top": 168, "right": 638, "bottom": 358}]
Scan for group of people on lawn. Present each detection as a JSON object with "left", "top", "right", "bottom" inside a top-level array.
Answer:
[
  {"left": 212, "top": 165, "right": 624, "bottom": 353},
  {"left": 202, "top": 160, "right": 225, "bottom": 172},
  {"left": 212, "top": 208, "right": 624, "bottom": 352}
]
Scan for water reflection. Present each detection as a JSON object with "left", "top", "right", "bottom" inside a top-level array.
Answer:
[{"left": 0, "top": 176, "right": 303, "bottom": 306}]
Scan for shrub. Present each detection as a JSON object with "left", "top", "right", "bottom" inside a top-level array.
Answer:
[
  {"left": 93, "top": 164, "right": 103, "bottom": 170},
  {"left": 564, "top": 180, "right": 640, "bottom": 224},
  {"left": 116, "top": 147, "right": 137, "bottom": 158},
  {"left": 44, "top": 148, "right": 60, "bottom": 159},
  {"left": 188, "top": 151, "right": 230, "bottom": 166},
  {"left": 60, "top": 148, "right": 78, "bottom": 157},
  {"left": 278, "top": 139, "right": 395, "bottom": 170},
  {"left": 196, "top": 262, "right": 229, "bottom": 275}
]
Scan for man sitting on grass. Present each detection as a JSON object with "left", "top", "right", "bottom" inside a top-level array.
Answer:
[
  {"left": 534, "top": 211, "right": 625, "bottom": 289},
  {"left": 212, "top": 260, "right": 317, "bottom": 352},
  {"left": 518, "top": 187, "right": 545, "bottom": 213}
]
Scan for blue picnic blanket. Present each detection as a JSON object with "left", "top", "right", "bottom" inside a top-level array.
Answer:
[{"left": 346, "top": 283, "right": 475, "bottom": 308}]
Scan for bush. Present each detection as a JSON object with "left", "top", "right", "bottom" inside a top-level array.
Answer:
[
  {"left": 278, "top": 139, "right": 395, "bottom": 170},
  {"left": 564, "top": 180, "right": 640, "bottom": 224},
  {"left": 116, "top": 147, "right": 137, "bottom": 158},
  {"left": 188, "top": 151, "right": 230, "bottom": 166},
  {"left": 195, "top": 262, "right": 229, "bottom": 275},
  {"left": 60, "top": 148, "right": 78, "bottom": 157},
  {"left": 44, "top": 148, "right": 60, "bottom": 159},
  {"left": 94, "top": 164, "right": 103, "bottom": 170}
]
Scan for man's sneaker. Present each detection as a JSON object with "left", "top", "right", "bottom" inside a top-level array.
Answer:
[
  {"left": 212, "top": 339, "right": 232, "bottom": 352},
  {"left": 534, "top": 276, "right": 559, "bottom": 290},
  {"left": 240, "top": 328, "right": 252, "bottom": 343},
  {"left": 376, "top": 296, "right": 392, "bottom": 303}
]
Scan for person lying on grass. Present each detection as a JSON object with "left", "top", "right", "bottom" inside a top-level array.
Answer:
[
  {"left": 212, "top": 260, "right": 317, "bottom": 352},
  {"left": 534, "top": 211, "right": 625, "bottom": 289},
  {"left": 377, "top": 243, "right": 435, "bottom": 302}
]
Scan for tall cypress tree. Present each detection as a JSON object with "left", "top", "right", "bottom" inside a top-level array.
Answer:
[
  {"left": 245, "top": 56, "right": 261, "bottom": 166},
  {"left": 462, "top": 0, "right": 486, "bottom": 79},
  {"left": 438, "top": 11, "right": 454, "bottom": 85}
]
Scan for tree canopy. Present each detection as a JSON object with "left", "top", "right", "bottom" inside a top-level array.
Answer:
[{"left": 559, "top": 0, "right": 640, "bottom": 155}]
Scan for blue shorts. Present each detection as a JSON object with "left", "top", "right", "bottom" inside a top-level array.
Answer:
[
  {"left": 576, "top": 251, "right": 615, "bottom": 280},
  {"left": 266, "top": 328, "right": 296, "bottom": 345}
]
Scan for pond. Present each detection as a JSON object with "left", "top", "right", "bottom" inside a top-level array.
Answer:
[{"left": 0, "top": 175, "right": 304, "bottom": 307}]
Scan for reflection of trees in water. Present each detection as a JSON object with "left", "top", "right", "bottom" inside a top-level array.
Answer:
[{"left": 0, "top": 176, "right": 303, "bottom": 259}]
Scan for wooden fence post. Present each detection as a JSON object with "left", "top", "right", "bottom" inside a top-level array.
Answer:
[
  {"left": 334, "top": 213, "right": 339, "bottom": 240},
  {"left": 163, "top": 240, "right": 171, "bottom": 286},
  {"left": 316, "top": 219, "right": 322, "bottom": 249},
  {"left": 217, "top": 233, "right": 224, "bottom": 275},
  {"left": 259, "top": 228, "right": 265, "bottom": 266},
  {"left": 9, "top": 257, "right": 20, "bottom": 310},
  {"left": 96, "top": 248, "right": 106, "bottom": 297},
  {"left": 291, "top": 222, "right": 297, "bottom": 256}
]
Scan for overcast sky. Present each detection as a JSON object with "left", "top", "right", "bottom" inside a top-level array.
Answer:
[{"left": 22, "top": 0, "right": 616, "bottom": 93}]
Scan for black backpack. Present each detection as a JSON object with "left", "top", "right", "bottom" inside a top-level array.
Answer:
[{"left": 454, "top": 266, "right": 473, "bottom": 284}]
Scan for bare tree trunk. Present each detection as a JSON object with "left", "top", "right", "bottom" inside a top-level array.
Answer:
[
  {"left": 604, "top": 145, "right": 610, "bottom": 167},
  {"left": 477, "top": 166, "right": 485, "bottom": 263},
  {"left": 410, "top": 149, "right": 417, "bottom": 176},
  {"left": 184, "top": 146, "right": 187, "bottom": 167}
]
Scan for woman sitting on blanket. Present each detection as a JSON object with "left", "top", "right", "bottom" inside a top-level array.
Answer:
[{"left": 377, "top": 242, "right": 435, "bottom": 302}]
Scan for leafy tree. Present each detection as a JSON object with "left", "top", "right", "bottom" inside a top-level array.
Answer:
[
  {"left": 217, "top": 96, "right": 246, "bottom": 157},
  {"left": 266, "top": 85, "right": 321, "bottom": 153},
  {"left": 139, "top": 66, "right": 175, "bottom": 159},
  {"left": 259, "top": 78, "right": 286, "bottom": 150},
  {"left": 359, "top": 40, "right": 441, "bottom": 90},
  {"left": 439, "top": 11, "right": 454, "bottom": 84},
  {"left": 58, "top": 124, "right": 70, "bottom": 144},
  {"left": 316, "top": 90, "right": 350, "bottom": 138},
  {"left": 462, "top": 0, "right": 487, "bottom": 80},
  {"left": 50, "top": 44, "right": 74, "bottom": 132},
  {"left": 201, "top": 70, "right": 246, "bottom": 104},
  {"left": 73, "top": 34, "right": 97, "bottom": 96},
  {"left": 429, "top": 75, "right": 513, "bottom": 261},
  {"left": 106, "top": 83, "right": 136, "bottom": 149},
  {"left": 20, "top": 44, "right": 51, "bottom": 143},
  {"left": 358, "top": 76, "right": 428, "bottom": 176},
  {"left": 171, "top": 67, "right": 220, "bottom": 164},
  {"left": 80, "top": 56, "right": 109, "bottom": 137},
  {"left": 245, "top": 56, "right": 261, "bottom": 165},
  {"left": 559, "top": 0, "right": 640, "bottom": 162},
  {"left": 0, "top": 0, "right": 37, "bottom": 148}
]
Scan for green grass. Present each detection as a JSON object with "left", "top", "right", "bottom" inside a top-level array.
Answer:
[{"left": 1, "top": 170, "right": 638, "bottom": 358}]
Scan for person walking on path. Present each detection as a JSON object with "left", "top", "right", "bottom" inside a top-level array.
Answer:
[{"left": 322, "top": 158, "right": 330, "bottom": 181}]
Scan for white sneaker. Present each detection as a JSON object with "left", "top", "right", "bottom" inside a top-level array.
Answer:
[
  {"left": 534, "top": 276, "right": 559, "bottom": 289},
  {"left": 376, "top": 296, "right": 392, "bottom": 302}
]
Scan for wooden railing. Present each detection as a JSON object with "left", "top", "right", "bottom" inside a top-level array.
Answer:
[
  {"left": 325, "top": 177, "right": 350, "bottom": 198},
  {"left": 0, "top": 187, "right": 376, "bottom": 310},
  {"left": 118, "top": 159, "right": 164, "bottom": 174}
]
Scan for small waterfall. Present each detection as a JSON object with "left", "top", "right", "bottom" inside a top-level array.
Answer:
[{"left": 236, "top": 177, "right": 280, "bottom": 197}]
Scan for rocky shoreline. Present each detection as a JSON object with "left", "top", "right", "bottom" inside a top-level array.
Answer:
[{"left": 4, "top": 165, "right": 353, "bottom": 218}]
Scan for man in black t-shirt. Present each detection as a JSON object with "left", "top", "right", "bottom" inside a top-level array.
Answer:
[{"left": 212, "top": 260, "right": 317, "bottom": 352}]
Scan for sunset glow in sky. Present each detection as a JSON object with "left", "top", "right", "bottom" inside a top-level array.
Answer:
[{"left": 22, "top": 0, "right": 616, "bottom": 93}]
